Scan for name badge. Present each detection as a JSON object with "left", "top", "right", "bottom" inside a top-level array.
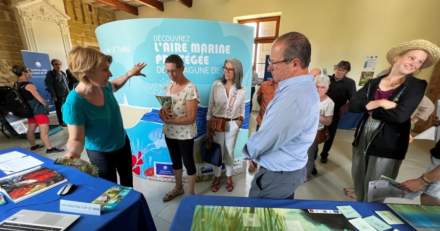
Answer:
[{"left": 60, "top": 199, "right": 101, "bottom": 216}]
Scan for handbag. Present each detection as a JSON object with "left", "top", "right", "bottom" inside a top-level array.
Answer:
[
  {"left": 315, "top": 126, "right": 330, "bottom": 144},
  {"left": 208, "top": 117, "right": 226, "bottom": 132},
  {"left": 27, "top": 98, "right": 49, "bottom": 116},
  {"left": 201, "top": 138, "right": 222, "bottom": 167}
]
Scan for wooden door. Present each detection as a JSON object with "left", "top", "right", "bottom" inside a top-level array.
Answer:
[{"left": 413, "top": 61, "right": 440, "bottom": 133}]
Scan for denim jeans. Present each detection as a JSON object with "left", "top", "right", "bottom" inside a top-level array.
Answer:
[{"left": 86, "top": 135, "right": 133, "bottom": 187}]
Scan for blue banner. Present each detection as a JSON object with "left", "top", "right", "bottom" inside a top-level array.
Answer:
[
  {"left": 96, "top": 19, "right": 254, "bottom": 181},
  {"left": 21, "top": 51, "right": 55, "bottom": 112},
  {"left": 263, "top": 55, "right": 273, "bottom": 82}
]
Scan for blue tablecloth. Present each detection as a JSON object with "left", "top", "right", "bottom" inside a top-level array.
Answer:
[
  {"left": 0, "top": 148, "right": 156, "bottom": 231},
  {"left": 171, "top": 195, "right": 416, "bottom": 231},
  {"left": 338, "top": 108, "right": 363, "bottom": 130}
]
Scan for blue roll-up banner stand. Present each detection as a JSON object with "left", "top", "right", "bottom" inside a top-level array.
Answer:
[
  {"left": 96, "top": 19, "right": 254, "bottom": 181},
  {"left": 21, "top": 51, "right": 55, "bottom": 112},
  {"left": 263, "top": 55, "right": 273, "bottom": 82}
]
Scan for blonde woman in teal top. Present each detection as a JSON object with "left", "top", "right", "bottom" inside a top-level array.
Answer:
[{"left": 62, "top": 46, "right": 146, "bottom": 187}]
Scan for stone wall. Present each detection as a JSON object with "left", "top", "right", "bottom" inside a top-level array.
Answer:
[
  {"left": 0, "top": 0, "right": 115, "bottom": 87},
  {"left": 64, "top": 0, "right": 116, "bottom": 47},
  {"left": 0, "top": 0, "right": 23, "bottom": 87}
]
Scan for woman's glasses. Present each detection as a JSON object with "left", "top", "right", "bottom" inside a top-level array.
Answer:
[{"left": 223, "top": 67, "right": 234, "bottom": 72}]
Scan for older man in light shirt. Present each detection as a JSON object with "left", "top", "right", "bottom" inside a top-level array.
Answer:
[{"left": 242, "top": 32, "right": 319, "bottom": 199}]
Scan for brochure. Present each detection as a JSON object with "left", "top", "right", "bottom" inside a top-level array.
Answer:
[
  {"left": 54, "top": 158, "right": 99, "bottom": 177},
  {"left": 0, "top": 166, "right": 67, "bottom": 203},
  {"left": 91, "top": 186, "right": 132, "bottom": 210},
  {"left": 0, "top": 151, "right": 43, "bottom": 175},
  {"left": 367, "top": 175, "right": 422, "bottom": 202},
  {"left": 155, "top": 95, "right": 174, "bottom": 113}
]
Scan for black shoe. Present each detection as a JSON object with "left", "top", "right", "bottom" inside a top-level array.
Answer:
[
  {"left": 46, "top": 147, "right": 65, "bottom": 155},
  {"left": 320, "top": 156, "right": 328, "bottom": 163},
  {"left": 30, "top": 144, "right": 45, "bottom": 151},
  {"left": 312, "top": 167, "right": 318, "bottom": 175}
]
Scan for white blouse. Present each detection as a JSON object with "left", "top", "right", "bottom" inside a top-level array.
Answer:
[
  {"left": 162, "top": 81, "right": 200, "bottom": 140},
  {"left": 207, "top": 80, "right": 247, "bottom": 120},
  {"left": 318, "top": 97, "right": 335, "bottom": 131}
]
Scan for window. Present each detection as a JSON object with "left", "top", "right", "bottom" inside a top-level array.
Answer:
[{"left": 238, "top": 16, "right": 280, "bottom": 82}]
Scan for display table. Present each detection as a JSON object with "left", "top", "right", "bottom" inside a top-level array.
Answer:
[
  {"left": 0, "top": 148, "right": 156, "bottom": 231},
  {"left": 171, "top": 195, "right": 416, "bottom": 231}
]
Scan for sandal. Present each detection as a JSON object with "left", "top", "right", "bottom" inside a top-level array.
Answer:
[
  {"left": 211, "top": 177, "right": 220, "bottom": 193},
  {"left": 163, "top": 185, "right": 184, "bottom": 202},
  {"left": 344, "top": 190, "right": 356, "bottom": 199},
  {"left": 226, "top": 182, "right": 234, "bottom": 192}
]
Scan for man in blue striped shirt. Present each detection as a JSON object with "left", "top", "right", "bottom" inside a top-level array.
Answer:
[{"left": 242, "top": 32, "right": 319, "bottom": 199}]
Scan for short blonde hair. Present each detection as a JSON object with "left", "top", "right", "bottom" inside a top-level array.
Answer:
[{"left": 68, "top": 46, "right": 112, "bottom": 85}]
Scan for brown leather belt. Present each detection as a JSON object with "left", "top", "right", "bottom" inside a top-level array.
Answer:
[{"left": 213, "top": 116, "right": 240, "bottom": 121}]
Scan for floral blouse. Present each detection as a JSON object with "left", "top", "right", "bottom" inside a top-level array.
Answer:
[
  {"left": 207, "top": 80, "right": 246, "bottom": 120},
  {"left": 162, "top": 81, "right": 200, "bottom": 140}
]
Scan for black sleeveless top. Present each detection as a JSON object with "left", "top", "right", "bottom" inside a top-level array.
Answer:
[{"left": 17, "top": 82, "right": 35, "bottom": 101}]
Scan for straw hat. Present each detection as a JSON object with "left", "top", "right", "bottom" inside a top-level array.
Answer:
[{"left": 386, "top": 39, "right": 440, "bottom": 69}]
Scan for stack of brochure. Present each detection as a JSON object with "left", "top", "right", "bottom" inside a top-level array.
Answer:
[{"left": 91, "top": 186, "right": 132, "bottom": 210}]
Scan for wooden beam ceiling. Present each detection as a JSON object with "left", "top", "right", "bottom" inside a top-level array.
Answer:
[
  {"left": 177, "top": 0, "right": 192, "bottom": 8},
  {"left": 133, "top": 0, "right": 164, "bottom": 12},
  {"left": 93, "top": 0, "right": 139, "bottom": 15}
]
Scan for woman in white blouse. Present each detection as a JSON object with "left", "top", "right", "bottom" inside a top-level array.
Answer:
[
  {"left": 305, "top": 75, "right": 334, "bottom": 181},
  {"left": 159, "top": 55, "right": 200, "bottom": 201},
  {"left": 207, "top": 58, "right": 247, "bottom": 192}
]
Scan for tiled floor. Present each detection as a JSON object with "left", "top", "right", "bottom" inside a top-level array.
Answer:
[{"left": 0, "top": 112, "right": 434, "bottom": 231}]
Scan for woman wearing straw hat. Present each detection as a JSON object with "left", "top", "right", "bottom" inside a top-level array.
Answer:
[{"left": 348, "top": 39, "right": 440, "bottom": 202}]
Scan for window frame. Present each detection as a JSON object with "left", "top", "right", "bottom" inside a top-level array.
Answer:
[{"left": 238, "top": 16, "right": 281, "bottom": 69}]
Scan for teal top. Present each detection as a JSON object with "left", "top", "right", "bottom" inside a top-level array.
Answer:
[{"left": 62, "top": 82, "right": 126, "bottom": 152}]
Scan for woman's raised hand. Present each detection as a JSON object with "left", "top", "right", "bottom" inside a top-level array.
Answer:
[{"left": 127, "top": 62, "right": 147, "bottom": 78}]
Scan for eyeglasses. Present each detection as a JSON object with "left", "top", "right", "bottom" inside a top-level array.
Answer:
[
  {"left": 166, "top": 69, "right": 179, "bottom": 74},
  {"left": 25, "top": 69, "right": 32, "bottom": 73},
  {"left": 223, "top": 67, "right": 234, "bottom": 72},
  {"left": 268, "top": 58, "right": 291, "bottom": 68}
]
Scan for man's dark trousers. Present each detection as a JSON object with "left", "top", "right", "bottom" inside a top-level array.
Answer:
[
  {"left": 320, "top": 112, "right": 341, "bottom": 159},
  {"left": 55, "top": 97, "right": 66, "bottom": 125}
]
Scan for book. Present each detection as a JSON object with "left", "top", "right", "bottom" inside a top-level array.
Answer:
[
  {"left": 54, "top": 158, "right": 99, "bottom": 177},
  {"left": 155, "top": 95, "right": 174, "bottom": 113},
  {"left": 91, "top": 186, "right": 132, "bottom": 210},
  {"left": 0, "top": 166, "right": 67, "bottom": 203}
]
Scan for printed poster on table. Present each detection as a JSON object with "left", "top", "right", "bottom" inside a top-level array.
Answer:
[
  {"left": 95, "top": 19, "right": 254, "bottom": 181},
  {"left": 359, "top": 55, "right": 378, "bottom": 86},
  {"left": 190, "top": 205, "right": 354, "bottom": 231}
]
